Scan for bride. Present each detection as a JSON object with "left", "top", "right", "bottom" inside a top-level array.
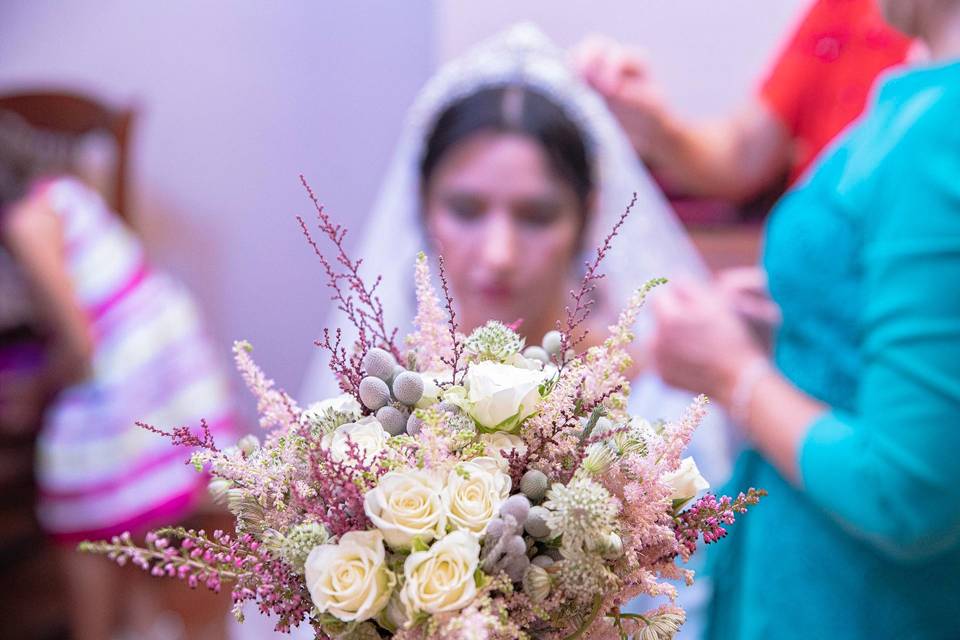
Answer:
[{"left": 237, "top": 24, "right": 732, "bottom": 639}]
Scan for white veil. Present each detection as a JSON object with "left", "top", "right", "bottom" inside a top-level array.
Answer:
[{"left": 301, "top": 23, "right": 710, "bottom": 401}]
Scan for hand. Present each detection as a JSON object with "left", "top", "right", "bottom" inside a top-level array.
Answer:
[
  {"left": 715, "top": 267, "right": 781, "bottom": 352},
  {"left": 651, "top": 279, "right": 765, "bottom": 404},
  {"left": 571, "top": 35, "right": 669, "bottom": 158}
]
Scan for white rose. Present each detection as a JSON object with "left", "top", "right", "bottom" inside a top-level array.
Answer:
[
  {"left": 401, "top": 530, "right": 481, "bottom": 616},
  {"left": 316, "top": 393, "right": 363, "bottom": 415},
  {"left": 322, "top": 416, "right": 389, "bottom": 465},
  {"left": 443, "top": 457, "right": 511, "bottom": 534},
  {"left": 304, "top": 530, "right": 396, "bottom": 623},
  {"left": 459, "top": 361, "right": 545, "bottom": 432},
  {"left": 364, "top": 469, "right": 447, "bottom": 550},
  {"left": 479, "top": 432, "right": 528, "bottom": 469},
  {"left": 663, "top": 457, "right": 710, "bottom": 500}
]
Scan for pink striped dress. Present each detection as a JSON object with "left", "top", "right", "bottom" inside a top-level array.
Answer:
[{"left": 34, "top": 178, "right": 235, "bottom": 544}]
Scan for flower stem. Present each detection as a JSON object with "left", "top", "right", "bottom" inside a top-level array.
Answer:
[{"left": 563, "top": 595, "right": 603, "bottom": 640}]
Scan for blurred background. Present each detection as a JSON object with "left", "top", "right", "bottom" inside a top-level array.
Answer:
[
  {"left": 0, "top": 0, "right": 806, "bottom": 408},
  {"left": 0, "top": 1, "right": 823, "bottom": 638}
]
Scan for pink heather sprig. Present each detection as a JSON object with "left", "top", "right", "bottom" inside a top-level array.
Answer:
[
  {"left": 406, "top": 252, "right": 455, "bottom": 371},
  {"left": 79, "top": 528, "right": 313, "bottom": 634},
  {"left": 316, "top": 326, "right": 365, "bottom": 401},
  {"left": 295, "top": 435, "right": 383, "bottom": 536},
  {"left": 233, "top": 340, "right": 301, "bottom": 431},
  {"left": 137, "top": 418, "right": 219, "bottom": 453},
  {"left": 557, "top": 192, "right": 637, "bottom": 368},
  {"left": 675, "top": 489, "right": 767, "bottom": 559},
  {"left": 297, "top": 176, "right": 401, "bottom": 365},
  {"left": 437, "top": 255, "right": 466, "bottom": 385},
  {"left": 505, "top": 447, "right": 528, "bottom": 488}
]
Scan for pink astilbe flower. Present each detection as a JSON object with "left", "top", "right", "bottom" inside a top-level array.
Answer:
[
  {"left": 579, "top": 279, "right": 666, "bottom": 422},
  {"left": 415, "top": 417, "right": 458, "bottom": 472},
  {"left": 652, "top": 395, "right": 710, "bottom": 475},
  {"left": 208, "top": 440, "right": 305, "bottom": 532},
  {"left": 406, "top": 252, "right": 455, "bottom": 371},
  {"left": 233, "top": 340, "right": 301, "bottom": 431}
]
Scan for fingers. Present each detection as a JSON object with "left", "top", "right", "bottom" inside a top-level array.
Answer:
[
  {"left": 571, "top": 34, "right": 613, "bottom": 89},
  {"left": 572, "top": 35, "right": 649, "bottom": 98},
  {"left": 716, "top": 266, "right": 768, "bottom": 294},
  {"left": 652, "top": 285, "right": 684, "bottom": 321}
]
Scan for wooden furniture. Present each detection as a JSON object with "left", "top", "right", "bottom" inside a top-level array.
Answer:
[{"left": 0, "top": 90, "right": 136, "bottom": 221}]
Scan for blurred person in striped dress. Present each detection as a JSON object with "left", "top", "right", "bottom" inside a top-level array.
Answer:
[{"left": 0, "top": 110, "right": 235, "bottom": 640}]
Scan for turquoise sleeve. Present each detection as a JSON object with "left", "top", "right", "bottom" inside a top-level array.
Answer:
[{"left": 799, "top": 111, "right": 960, "bottom": 562}]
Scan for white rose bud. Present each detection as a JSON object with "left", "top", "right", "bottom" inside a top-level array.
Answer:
[
  {"left": 378, "top": 591, "right": 409, "bottom": 632},
  {"left": 401, "top": 530, "right": 481, "bottom": 616},
  {"left": 237, "top": 434, "right": 260, "bottom": 456},
  {"left": 304, "top": 530, "right": 396, "bottom": 623},
  {"left": 415, "top": 370, "right": 453, "bottom": 409},
  {"left": 541, "top": 330, "right": 563, "bottom": 356},
  {"left": 443, "top": 457, "right": 511, "bottom": 535},
  {"left": 321, "top": 416, "right": 389, "bottom": 466},
  {"left": 364, "top": 469, "right": 447, "bottom": 550},
  {"left": 602, "top": 532, "right": 624, "bottom": 559},
  {"left": 458, "top": 361, "right": 545, "bottom": 432},
  {"left": 479, "top": 431, "right": 528, "bottom": 470},
  {"left": 662, "top": 457, "right": 710, "bottom": 500}
]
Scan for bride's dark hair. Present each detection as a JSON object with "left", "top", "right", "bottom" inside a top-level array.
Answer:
[{"left": 419, "top": 84, "right": 594, "bottom": 217}]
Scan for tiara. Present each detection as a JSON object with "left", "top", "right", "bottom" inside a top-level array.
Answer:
[{"left": 406, "top": 23, "right": 602, "bottom": 149}]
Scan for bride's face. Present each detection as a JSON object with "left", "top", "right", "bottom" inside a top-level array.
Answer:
[{"left": 423, "top": 131, "right": 583, "bottom": 335}]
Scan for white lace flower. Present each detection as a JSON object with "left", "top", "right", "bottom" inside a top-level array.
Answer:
[{"left": 543, "top": 477, "right": 619, "bottom": 552}]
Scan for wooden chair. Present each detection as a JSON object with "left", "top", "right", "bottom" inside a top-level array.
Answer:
[{"left": 0, "top": 90, "right": 136, "bottom": 221}]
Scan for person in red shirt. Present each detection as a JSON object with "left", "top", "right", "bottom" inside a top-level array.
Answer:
[{"left": 575, "top": 0, "right": 912, "bottom": 202}]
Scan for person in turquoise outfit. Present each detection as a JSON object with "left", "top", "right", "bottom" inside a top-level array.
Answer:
[{"left": 648, "top": 1, "right": 960, "bottom": 638}]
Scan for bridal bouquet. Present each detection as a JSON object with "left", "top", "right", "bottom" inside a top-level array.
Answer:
[{"left": 81, "top": 183, "right": 764, "bottom": 639}]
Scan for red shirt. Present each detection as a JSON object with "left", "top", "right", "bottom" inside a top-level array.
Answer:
[{"left": 760, "top": 0, "right": 912, "bottom": 184}]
